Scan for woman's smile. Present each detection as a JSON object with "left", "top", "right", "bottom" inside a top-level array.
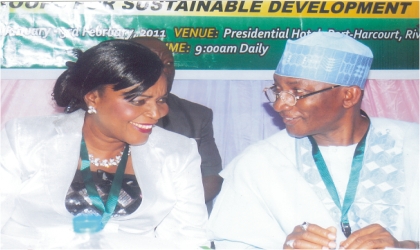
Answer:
[{"left": 130, "top": 121, "right": 155, "bottom": 134}]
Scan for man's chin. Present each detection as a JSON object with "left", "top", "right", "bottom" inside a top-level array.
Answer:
[{"left": 285, "top": 129, "right": 306, "bottom": 139}]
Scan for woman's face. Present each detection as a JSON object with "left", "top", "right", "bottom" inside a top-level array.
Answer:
[{"left": 87, "top": 74, "right": 169, "bottom": 146}]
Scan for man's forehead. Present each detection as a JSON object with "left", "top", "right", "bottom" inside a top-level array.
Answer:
[
  {"left": 274, "top": 75, "right": 333, "bottom": 88},
  {"left": 273, "top": 75, "right": 304, "bottom": 85}
]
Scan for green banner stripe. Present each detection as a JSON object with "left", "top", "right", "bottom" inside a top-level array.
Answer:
[{"left": 2, "top": 13, "right": 419, "bottom": 70}]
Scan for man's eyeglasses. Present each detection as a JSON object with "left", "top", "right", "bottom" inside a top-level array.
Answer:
[{"left": 263, "top": 84, "right": 341, "bottom": 106}]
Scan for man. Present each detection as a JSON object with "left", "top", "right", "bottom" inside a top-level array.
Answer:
[
  {"left": 207, "top": 32, "right": 419, "bottom": 249},
  {"left": 130, "top": 37, "right": 223, "bottom": 212}
]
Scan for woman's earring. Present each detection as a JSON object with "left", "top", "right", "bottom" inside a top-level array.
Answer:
[{"left": 87, "top": 106, "right": 97, "bottom": 114}]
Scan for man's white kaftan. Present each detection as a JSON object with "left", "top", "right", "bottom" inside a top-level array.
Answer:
[{"left": 207, "top": 118, "right": 419, "bottom": 249}]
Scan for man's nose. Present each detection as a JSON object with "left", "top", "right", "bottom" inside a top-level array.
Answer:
[{"left": 272, "top": 97, "right": 292, "bottom": 113}]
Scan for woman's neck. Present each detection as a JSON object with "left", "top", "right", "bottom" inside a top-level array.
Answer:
[{"left": 82, "top": 116, "right": 127, "bottom": 165}]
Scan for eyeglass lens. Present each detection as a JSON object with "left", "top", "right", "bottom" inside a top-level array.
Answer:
[
  {"left": 265, "top": 89, "right": 276, "bottom": 102},
  {"left": 266, "top": 88, "right": 296, "bottom": 106},
  {"left": 280, "top": 92, "right": 296, "bottom": 106}
]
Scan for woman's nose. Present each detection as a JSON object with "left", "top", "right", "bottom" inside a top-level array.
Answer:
[{"left": 145, "top": 102, "right": 168, "bottom": 120}]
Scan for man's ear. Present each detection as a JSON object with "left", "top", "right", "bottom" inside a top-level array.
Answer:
[
  {"left": 84, "top": 90, "right": 100, "bottom": 108},
  {"left": 342, "top": 86, "right": 363, "bottom": 109}
]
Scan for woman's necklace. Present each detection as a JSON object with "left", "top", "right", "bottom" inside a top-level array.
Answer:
[{"left": 88, "top": 147, "right": 131, "bottom": 168}]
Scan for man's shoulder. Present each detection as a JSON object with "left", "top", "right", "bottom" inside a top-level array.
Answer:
[
  {"left": 168, "top": 93, "right": 212, "bottom": 114},
  {"left": 160, "top": 94, "right": 214, "bottom": 137},
  {"left": 370, "top": 117, "right": 419, "bottom": 136},
  {"left": 220, "top": 130, "right": 300, "bottom": 188},
  {"left": 371, "top": 117, "right": 418, "bottom": 127},
  {"left": 243, "top": 129, "right": 296, "bottom": 155},
  {"left": 221, "top": 130, "right": 295, "bottom": 174}
]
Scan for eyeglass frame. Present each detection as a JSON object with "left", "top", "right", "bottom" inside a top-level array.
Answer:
[{"left": 263, "top": 84, "right": 341, "bottom": 106}]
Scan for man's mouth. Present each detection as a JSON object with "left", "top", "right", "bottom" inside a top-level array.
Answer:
[{"left": 281, "top": 116, "right": 300, "bottom": 125}]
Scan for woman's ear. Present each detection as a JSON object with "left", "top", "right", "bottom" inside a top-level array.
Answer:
[
  {"left": 342, "top": 86, "right": 363, "bottom": 109},
  {"left": 83, "top": 90, "right": 100, "bottom": 108}
]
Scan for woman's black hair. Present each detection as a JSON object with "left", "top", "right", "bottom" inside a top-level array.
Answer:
[{"left": 53, "top": 39, "right": 164, "bottom": 113}]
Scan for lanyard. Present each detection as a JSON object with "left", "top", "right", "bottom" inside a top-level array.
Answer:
[
  {"left": 79, "top": 136, "right": 129, "bottom": 228},
  {"left": 307, "top": 126, "right": 369, "bottom": 238}
]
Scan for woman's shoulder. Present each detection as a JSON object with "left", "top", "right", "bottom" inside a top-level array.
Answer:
[
  {"left": 4, "top": 114, "right": 59, "bottom": 137},
  {"left": 148, "top": 126, "right": 196, "bottom": 150},
  {"left": 130, "top": 126, "right": 200, "bottom": 173},
  {"left": 3, "top": 111, "right": 85, "bottom": 140},
  {"left": 129, "top": 126, "right": 199, "bottom": 167}
]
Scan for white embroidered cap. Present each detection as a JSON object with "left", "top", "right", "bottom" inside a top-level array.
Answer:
[{"left": 275, "top": 32, "right": 373, "bottom": 89}]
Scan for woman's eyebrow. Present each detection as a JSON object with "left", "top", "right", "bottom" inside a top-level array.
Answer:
[
  {"left": 122, "top": 88, "right": 144, "bottom": 97},
  {"left": 123, "top": 91, "right": 147, "bottom": 98}
]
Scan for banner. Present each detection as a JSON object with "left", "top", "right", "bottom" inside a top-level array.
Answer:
[{"left": 1, "top": 1, "right": 419, "bottom": 70}]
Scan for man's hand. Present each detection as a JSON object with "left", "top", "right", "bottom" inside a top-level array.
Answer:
[
  {"left": 283, "top": 223, "right": 337, "bottom": 249},
  {"left": 339, "top": 224, "right": 400, "bottom": 249}
]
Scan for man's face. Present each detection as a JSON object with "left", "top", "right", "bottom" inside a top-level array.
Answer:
[
  {"left": 134, "top": 38, "right": 175, "bottom": 92},
  {"left": 272, "top": 74, "right": 345, "bottom": 139}
]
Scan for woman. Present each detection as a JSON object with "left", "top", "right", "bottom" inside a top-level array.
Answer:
[{"left": 1, "top": 40, "right": 208, "bottom": 248}]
